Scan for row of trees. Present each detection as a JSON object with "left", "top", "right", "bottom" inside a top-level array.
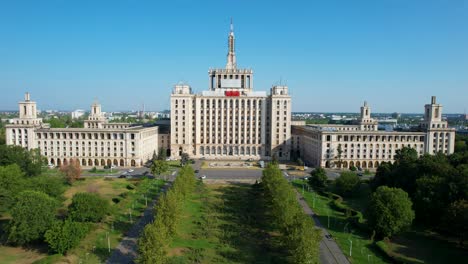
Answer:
[
  {"left": 0, "top": 145, "right": 46, "bottom": 176},
  {"left": 138, "top": 165, "right": 197, "bottom": 263},
  {"left": 261, "top": 164, "right": 321, "bottom": 264},
  {"left": 371, "top": 146, "right": 468, "bottom": 243}
]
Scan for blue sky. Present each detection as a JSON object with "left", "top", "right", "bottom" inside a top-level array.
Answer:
[{"left": 0, "top": 0, "right": 467, "bottom": 113}]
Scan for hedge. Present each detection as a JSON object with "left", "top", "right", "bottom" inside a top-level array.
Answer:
[{"left": 376, "top": 240, "right": 424, "bottom": 264}]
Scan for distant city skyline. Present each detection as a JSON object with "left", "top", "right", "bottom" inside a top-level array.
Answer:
[{"left": 1, "top": 0, "right": 467, "bottom": 113}]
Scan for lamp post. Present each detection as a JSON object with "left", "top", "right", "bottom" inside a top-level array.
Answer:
[{"left": 348, "top": 238, "right": 353, "bottom": 257}]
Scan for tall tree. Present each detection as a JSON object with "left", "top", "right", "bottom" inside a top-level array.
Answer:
[
  {"left": 8, "top": 191, "right": 58, "bottom": 245},
  {"left": 180, "top": 152, "right": 189, "bottom": 166},
  {"left": 335, "top": 171, "right": 360, "bottom": 197},
  {"left": 0, "top": 164, "right": 26, "bottom": 213},
  {"left": 137, "top": 216, "right": 169, "bottom": 264},
  {"left": 308, "top": 168, "right": 327, "bottom": 191},
  {"left": 157, "top": 147, "right": 167, "bottom": 161},
  {"left": 442, "top": 200, "right": 468, "bottom": 246},
  {"left": 151, "top": 160, "right": 169, "bottom": 178},
  {"left": 367, "top": 186, "right": 415, "bottom": 238}
]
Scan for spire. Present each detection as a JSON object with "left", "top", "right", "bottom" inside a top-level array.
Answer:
[{"left": 226, "top": 18, "right": 237, "bottom": 70}]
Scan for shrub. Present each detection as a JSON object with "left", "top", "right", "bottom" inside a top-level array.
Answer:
[
  {"left": 350, "top": 166, "right": 357, "bottom": 171},
  {"left": 127, "top": 184, "right": 136, "bottom": 190},
  {"left": 308, "top": 168, "right": 327, "bottom": 191},
  {"left": 45, "top": 220, "right": 90, "bottom": 254},
  {"left": 112, "top": 197, "right": 121, "bottom": 204},
  {"left": 68, "top": 192, "right": 109, "bottom": 222}
]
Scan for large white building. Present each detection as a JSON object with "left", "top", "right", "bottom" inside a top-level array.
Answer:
[
  {"left": 5, "top": 93, "right": 164, "bottom": 168},
  {"left": 291, "top": 96, "right": 456, "bottom": 169},
  {"left": 170, "top": 22, "right": 291, "bottom": 160}
]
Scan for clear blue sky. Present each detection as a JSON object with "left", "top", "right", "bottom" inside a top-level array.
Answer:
[{"left": 1, "top": 0, "right": 467, "bottom": 113}]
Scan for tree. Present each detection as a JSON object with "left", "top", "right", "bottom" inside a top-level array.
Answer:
[
  {"left": 0, "top": 145, "right": 45, "bottom": 176},
  {"left": 442, "top": 200, "right": 468, "bottom": 246},
  {"left": 180, "top": 152, "right": 189, "bottom": 166},
  {"left": 27, "top": 175, "right": 66, "bottom": 200},
  {"left": 151, "top": 151, "right": 157, "bottom": 164},
  {"left": 45, "top": 220, "right": 90, "bottom": 254},
  {"left": 334, "top": 144, "right": 343, "bottom": 168},
  {"left": 367, "top": 186, "right": 415, "bottom": 238},
  {"left": 8, "top": 191, "right": 58, "bottom": 245},
  {"left": 335, "top": 171, "right": 360, "bottom": 197},
  {"left": 137, "top": 216, "right": 169, "bottom": 264},
  {"left": 413, "top": 175, "right": 447, "bottom": 225},
  {"left": 297, "top": 158, "right": 304, "bottom": 167},
  {"left": 157, "top": 147, "right": 167, "bottom": 161},
  {"left": 68, "top": 192, "right": 109, "bottom": 222},
  {"left": 151, "top": 160, "right": 169, "bottom": 178},
  {"left": 0, "top": 164, "right": 26, "bottom": 213},
  {"left": 308, "top": 168, "right": 327, "bottom": 191},
  {"left": 60, "top": 158, "right": 81, "bottom": 184}
]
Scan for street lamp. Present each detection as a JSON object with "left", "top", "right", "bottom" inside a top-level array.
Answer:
[{"left": 348, "top": 238, "right": 353, "bottom": 257}]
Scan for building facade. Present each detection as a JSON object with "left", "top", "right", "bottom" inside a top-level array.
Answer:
[
  {"left": 292, "top": 96, "right": 456, "bottom": 168},
  {"left": 170, "top": 23, "right": 291, "bottom": 160},
  {"left": 6, "top": 93, "right": 160, "bottom": 167}
]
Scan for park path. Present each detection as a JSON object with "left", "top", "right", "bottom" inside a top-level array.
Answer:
[
  {"left": 295, "top": 190, "right": 351, "bottom": 264},
  {"left": 105, "top": 182, "right": 170, "bottom": 264}
]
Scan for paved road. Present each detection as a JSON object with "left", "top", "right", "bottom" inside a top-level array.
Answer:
[
  {"left": 295, "top": 190, "right": 350, "bottom": 264},
  {"left": 106, "top": 182, "right": 170, "bottom": 264}
]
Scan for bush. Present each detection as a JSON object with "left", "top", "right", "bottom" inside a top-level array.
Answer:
[
  {"left": 350, "top": 166, "right": 357, "bottom": 171},
  {"left": 90, "top": 167, "right": 97, "bottom": 173},
  {"left": 308, "top": 168, "right": 327, "bottom": 191},
  {"left": 44, "top": 220, "right": 90, "bottom": 254},
  {"left": 127, "top": 184, "right": 136, "bottom": 190},
  {"left": 376, "top": 240, "right": 424, "bottom": 264},
  {"left": 68, "top": 192, "right": 109, "bottom": 222},
  {"left": 8, "top": 191, "right": 58, "bottom": 245},
  {"left": 112, "top": 197, "right": 121, "bottom": 204}
]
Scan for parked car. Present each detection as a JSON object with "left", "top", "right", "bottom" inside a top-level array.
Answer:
[
  {"left": 200, "top": 175, "right": 206, "bottom": 180},
  {"left": 118, "top": 174, "right": 127, "bottom": 178},
  {"left": 128, "top": 169, "right": 134, "bottom": 173},
  {"left": 195, "top": 170, "right": 200, "bottom": 173}
]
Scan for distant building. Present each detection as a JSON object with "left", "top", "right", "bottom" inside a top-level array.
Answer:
[
  {"left": 71, "top": 109, "right": 86, "bottom": 119},
  {"left": 292, "top": 97, "right": 455, "bottom": 168},
  {"left": 5, "top": 93, "right": 165, "bottom": 168}
]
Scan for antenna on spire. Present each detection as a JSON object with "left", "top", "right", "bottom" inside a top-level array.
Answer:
[{"left": 230, "top": 17, "right": 233, "bottom": 32}]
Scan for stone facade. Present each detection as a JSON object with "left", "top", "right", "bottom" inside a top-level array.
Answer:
[
  {"left": 6, "top": 93, "right": 160, "bottom": 168},
  {"left": 170, "top": 22, "right": 291, "bottom": 160},
  {"left": 292, "top": 97, "right": 456, "bottom": 168}
]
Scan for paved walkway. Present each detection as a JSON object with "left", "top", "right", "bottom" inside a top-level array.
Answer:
[
  {"left": 295, "top": 190, "right": 350, "bottom": 264},
  {"left": 106, "top": 183, "right": 170, "bottom": 264}
]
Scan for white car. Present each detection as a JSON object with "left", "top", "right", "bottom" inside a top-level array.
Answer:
[
  {"left": 200, "top": 175, "right": 206, "bottom": 179},
  {"left": 128, "top": 169, "right": 134, "bottom": 173},
  {"left": 111, "top": 165, "right": 117, "bottom": 169}
]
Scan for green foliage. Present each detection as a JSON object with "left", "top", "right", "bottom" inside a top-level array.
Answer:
[
  {"left": 180, "top": 153, "right": 190, "bottom": 166},
  {"left": 44, "top": 220, "right": 90, "bottom": 254},
  {"left": 0, "top": 164, "right": 26, "bottom": 213},
  {"left": 68, "top": 192, "right": 109, "bottom": 222},
  {"left": 308, "top": 168, "right": 327, "bottom": 191},
  {"left": 27, "top": 175, "right": 66, "bottom": 200},
  {"left": 138, "top": 165, "right": 197, "bottom": 262},
  {"left": 350, "top": 166, "right": 357, "bottom": 171},
  {"left": 335, "top": 171, "right": 360, "bottom": 196},
  {"left": 261, "top": 164, "right": 321, "bottom": 263},
  {"left": 0, "top": 145, "right": 46, "bottom": 176},
  {"left": 151, "top": 159, "right": 169, "bottom": 176},
  {"left": 158, "top": 147, "right": 167, "bottom": 161},
  {"left": 137, "top": 216, "right": 169, "bottom": 264},
  {"left": 8, "top": 191, "right": 58, "bottom": 245},
  {"left": 297, "top": 158, "right": 304, "bottom": 167},
  {"left": 367, "top": 186, "right": 415, "bottom": 238},
  {"left": 442, "top": 199, "right": 468, "bottom": 246},
  {"left": 46, "top": 115, "right": 84, "bottom": 128}
]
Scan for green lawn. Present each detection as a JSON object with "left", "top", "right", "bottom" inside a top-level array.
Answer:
[
  {"left": 293, "top": 180, "right": 391, "bottom": 264},
  {"left": 294, "top": 180, "right": 468, "bottom": 264},
  {"left": 1, "top": 177, "right": 165, "bottom": 264},
  {"left": 168, "top": 183, "right": 287, "bottom": 263}
]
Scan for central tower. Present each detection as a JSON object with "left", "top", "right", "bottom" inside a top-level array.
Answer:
[{"left": 208, "top": 20, "right": 254, "bottom": 92}]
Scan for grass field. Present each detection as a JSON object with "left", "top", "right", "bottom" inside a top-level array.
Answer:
[
  {"left": 0, "top": 177, "right": 164, "bottom": 264},
  {"left": 293, "top": 180, "right": 391, "bottom": 264},
  {"left": 293, "top": 180, "right": 468, "bottom": 264},
  {"left": 168, "top": 182, "right": 287, "bottom": 263}
]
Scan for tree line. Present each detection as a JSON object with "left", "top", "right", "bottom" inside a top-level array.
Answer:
[
  {"left": 137, "top": 165, "right": 197, "bottom": 263},
  {"left": 261, "top": 163, "right": 322, "bottom": 264}
]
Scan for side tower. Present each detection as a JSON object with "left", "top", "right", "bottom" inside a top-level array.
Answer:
[
  {"left": 170, "top": 84, "right": 195, "bottom": 157},
  {"left": 84, "top": 100, "right": 107, "bottom": 129},
  {"left": 358, "top": 101, "right": 378, "bottom": 131},
  {"left": 5, "top": 92, "right": 43, "bottom": 149},
  {"left": 420, "top": 96, "right": 455, "bottom": 154},
  {"left": 267, "top": 86, "right": 291, "bottom": 160}
]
